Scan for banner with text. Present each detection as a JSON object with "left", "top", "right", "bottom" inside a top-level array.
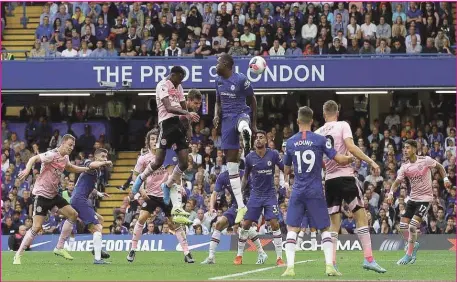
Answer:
[
  {"left": 1, "top": 234, "right": 231, "bottom": 252},
  {"left": 229, "top": 234, "right": 456, "bottom": 252},
  {"left": 3, "top": 57, "right": 455, "bottom": 90}
]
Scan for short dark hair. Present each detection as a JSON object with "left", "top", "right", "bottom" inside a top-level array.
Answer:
[
  {"left": 219, "top": 53, "right": 234, "bottom": 68},
  {"left": 404, "top": 139, "right": 418, "bottom": 148},
  {"left": 187, "top": 89, "right": 202, "bottom": 101},
  {"left": 171, "top": 66, "right": 186, "bottom": 77},
  {"left": 298, "top": 106, "right": 313, "bottom": 124},
  {"left": 256, "top": 130, "right": 267, "bottom": 137}
]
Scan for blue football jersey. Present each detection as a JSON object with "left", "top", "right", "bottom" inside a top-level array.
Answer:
[
  {"left": 245, "top": 148, "right": 284, "bottom": 201},
  {"left": 72, "top": 160, "right": 100, "bottom": 200},
  {"left": 284, "top": 131, "right": 337, "bottom": 198},
  {"left": 215, "top": 72, "right": 254, "bottom": 117}
]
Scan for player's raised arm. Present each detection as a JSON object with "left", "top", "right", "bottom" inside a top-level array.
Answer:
[
  {"left": 89, "top": 160, "right": 112, "bottom": 169},
  {"left": 426, "top": 156, "right": 452, "bottom": 187},
  {"left": 18, "top": 155, "right": 41, "bottom": 181},
  {"left": 65, "top": 163, "right": 90, "bottom": 173}
]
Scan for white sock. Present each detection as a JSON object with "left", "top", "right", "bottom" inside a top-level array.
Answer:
[
  {"left": 311, "top": 231, "right": 317, "bottom": 250},
  {"left": 273, "top": 229, "right": 283, "bottom": 259},
  {"left": 170, "top": 184, "right": 182, "bottom": 208},
  {"left": 237, "top": 120, "right": 251, "bottom": 135},
  {"left": 209, "top": 230, "right": 221, "bottom": 259},
  {"left": 248, "top": 228, "right": 264, "bottom": 254},
  {"left": 227, "top": 162, "right": 245, "bottom": 208},
  {"left": 93, "top": 231, "right": 102, "bottom": 261},
  {"left": 285, "top": 231, "right": 297, "bottom": 268},
  {"left": 296, "top": 230, "right": 305, "bottom": 248},
  {"left": 67, "top": 237, "right": 76, "bottom": 251},
  {"left": 237, "top": 229, "right": 249, "bottom": 257},
  {"left": 322, "top": 231, "right": 333, "bottom": 265}
]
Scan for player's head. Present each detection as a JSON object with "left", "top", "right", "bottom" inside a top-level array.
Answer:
[
  {"left": 254, "top": 130, "right": 267, "bottom": 149},
  {"left": 146, "top": 129, "right": 159, "bottom": 151},
  {"left": 187, "top": 89, "right": 202, "bottom": 112},
  {"left": 403, "top": 139, "right": 417, "bottom": 159},
  {"left": 59, "top": 134, "right": 75, "bottom": 155},
  {"left": 169, "top": 66, "right": 186, "bottom": 86},
  {"left": 323, "top": 100, "right": 339, "bottom": 121},
  {"left": 94, "top": 148, "right": 108, "bottom": 161},
  {"left": 297, "top": 106, "right": 314, "bottom": 126},
  {"left": 216, "top": 53, "right": 234, "bottom": 76}
]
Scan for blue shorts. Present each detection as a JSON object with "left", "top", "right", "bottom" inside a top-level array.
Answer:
[
  {"left": 71, "top": 198, "right": 99, "bottom": 226},
  {"left": 223, "top": 206, "right": 237, "bottom": 227},
  {"left": 300, "top": 211, "right": 315, "bottom": 229},
  {"left": 286, "top": 190, "right": 330, "bottom": 230},
  {"left": 221, "top": 113, "right": 250, "bottom": 150},
  {"left": 163, "top": 149, "right": 178, "bottom": 168},
  {"left": 244, "top": 197, "right": 279, "bottom": 222}
]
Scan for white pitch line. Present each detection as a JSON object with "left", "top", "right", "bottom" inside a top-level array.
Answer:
[{"left": 208, "top": 260, "right": 316, "bottom": 280}]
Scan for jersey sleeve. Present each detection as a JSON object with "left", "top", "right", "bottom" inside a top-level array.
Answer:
[
  {"left": 133, "top": 156, "right": 145, "bottom": 174},
  {"left": 178, "top": 85, "right": 186, "bottom": 103},
  {"left": 39, "top": 150, "right": 56, "bottom": 164},
  {"left": 322, "top": 136, "right": 337, "bottom": 160},
  {"left": 157, "top": 81, "right": 170, "bottom": 101},
  {"left": 283, "top": 140, "right": 293, "bottom": 166},
  {"left": 214, "top": 173, "right": 226, "bottom": 193},
  {"left": 396, "top": 165, "right": 405, "bottom": 182},
  {"left": 240, "top": 73, "right": 254, "bottom": 97},
  {"left": 425, "top": 156, "right": 438, "bottom": 168},
  {"left": 341, "top": 121, "right": 353, "bottom": 140},
  {"left": 274, "top": 150, "right": 284, "bottom": 170}
]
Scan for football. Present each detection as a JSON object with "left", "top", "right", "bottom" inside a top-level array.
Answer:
[{"left": 249, "top": 56, "right": 267, "bottom": 75}]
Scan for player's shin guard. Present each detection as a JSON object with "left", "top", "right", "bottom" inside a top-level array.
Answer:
[
  {"left": 175, "top": 226, "right": 190, "bottom": 255},
  {"left": 57, "top": 220, "right": 75, "bottom": 249},
  {"left": 356, "top": 226, "right": 373, "bottom": 263},
  {"left": 322, "top": 231, "right": 333, "bottom": 265},
  {"left": 131, "top": 222, "right": 144, "bottom": 250},
  {"left": 296, "top": 230, "right": 305, "bottom": 249},
  {"left": 237, "top": 229, "right": 249, "bottom": 257},
  {"left": 248, "top": 228, "right": 264, "bottom": 254},
  {"left": 93, "top": 231, "right": 102, "bottom": 261},
  {"left": 227, "top": 162, "right": 245, "bottom": 209},
  {"left": 273, "top": 229, "right": 283, "bottom": 259},
  {"left": 407, "top": 219, "right": 419, "bottom": 256},
  {"left": 209, "top": 230, "right": 221, "bottom": 259},
  {"left": 166, "top": 166, "right": 183, "bottom": 187},
  {"left": 285, "top": 231, "right": 297, "bottom": 268},
  {"left": 331, "top": 232, "right": 338, "bottom": 265},
  {"left": 399, "top": 222, "right": 410, "bottom": 242},
  {"left": 17, "top": 229, "right": 37, "bottom": 255}
]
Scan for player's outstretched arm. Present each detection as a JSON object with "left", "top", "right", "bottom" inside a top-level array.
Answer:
[
  {"left": 89, "top": 161, "right": 113, "bottom": 169},
  {"left": 344, "top": 137, "right": 379, "bottom": 171},
  {"left": 66, "top": 163, "right": 90, "bottom": 173},
  {"left": 333, "top": 153, "right": 355, "bottom": 166},
  {"left": 162, "top": 96, "right": 199, "bottom": 122},
  {"left": 209, "top": 191, "right": 217, "bottom": 216},
  {"left": 18, "top": 155, "right": 40, "bottom": 181}
]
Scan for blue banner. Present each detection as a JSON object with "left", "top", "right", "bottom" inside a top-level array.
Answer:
[
  {"left": 1, "top": 234, "right": 231, "bottom": 252},
  {"left": 3, "top": 56, "right": 455, "bottom": 90}
]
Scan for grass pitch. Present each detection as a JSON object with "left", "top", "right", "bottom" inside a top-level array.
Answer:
[{"left": 2, "top": 250, "right": 455, "bottom": 281}]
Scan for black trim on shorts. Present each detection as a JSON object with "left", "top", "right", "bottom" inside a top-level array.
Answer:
[
  {"left": 157, "top": 116, "right": 189, "bottom": 151},
  {"left": 33, "top": 195, "right": 69, "bottom": 216},
  {"left": 140, "top": 195, "right": 172, "bottom": 217}
]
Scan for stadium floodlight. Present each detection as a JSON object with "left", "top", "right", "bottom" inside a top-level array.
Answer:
[
  {"left": 39, "top": 93, "right": 91, "bottom": 96},
  {"left": 435, "top": 90, "right": 455, "bottom": 94},
  {"left": 335, "top": 91, "right": 388, "bottom": 95},
  {"left": 254, "top": 91, "right": 288, "bottom": 95}
]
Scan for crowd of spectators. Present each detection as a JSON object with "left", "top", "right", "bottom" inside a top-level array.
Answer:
[
  {"left": 1, "top": 114, "right": 112, "bottom": 246},
  {"left": 26, "top": 1, "right": 455, "bottom": 58},
  {"left": 111, "top": 93, "right": 456, "bottom": 236}
]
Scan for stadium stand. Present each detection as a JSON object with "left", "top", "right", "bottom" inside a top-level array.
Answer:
[{"left": 1, "top": 2, "right": 455, "bottom": 238}]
